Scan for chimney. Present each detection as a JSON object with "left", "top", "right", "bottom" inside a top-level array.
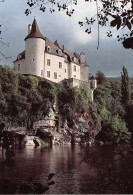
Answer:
[
  {"left": 63, "top": 45, "right": 65, "bottom": 52},
  {"left": 28, "top": 24, "right": 32, "bottom": 35}
]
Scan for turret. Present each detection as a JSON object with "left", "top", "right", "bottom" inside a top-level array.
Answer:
[
  {"left": 80, "top": 52, "right": 86, "bottom": 64},
  {"left": 25, "top": 19, "right": 45, "bottom": 77},
  {"left": 80, "top": 52, "right": 89, "bottom": 82},
  {"left": 90, "top": 79, "right": 97, "bottom": 90}
]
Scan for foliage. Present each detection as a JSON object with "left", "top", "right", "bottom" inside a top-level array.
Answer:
[
  {"left": 25, "top": 0, "right": 133, "bottom": 48},
  {"left": 94, "top": 72, "right": 131, "bottom": 144},
  {"left": 0, "top": 65, "right": 132, "bottom": 144},
  {"left": 121, "top": 66, "right": 131, "bottom": 106},
  {"left": 0, "top": 66, "right": 57, "bottom": 129},
  {"left": 57, "top": 84, "right": 92, "bottom": 128},
  {"left": 95, "top": 71, "right": 106, "bottom": 85}
]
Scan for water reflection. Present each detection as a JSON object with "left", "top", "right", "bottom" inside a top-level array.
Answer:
[{"left": 0, "top": 144, "right": 132, "bottom": 194}]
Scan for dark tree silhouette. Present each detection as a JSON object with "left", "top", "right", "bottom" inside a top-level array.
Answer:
[
  {"left": 25, "top": 0, "right": 133, "bottom": 49},
  {"left": 96, "top": 71, "right": 105, "bottom": 85},
  {"left": 121, "top": 66, "right": 131, "bottom": 106},
  {"left": 0, "top": 1, "right": 11, "bottom": 60}
]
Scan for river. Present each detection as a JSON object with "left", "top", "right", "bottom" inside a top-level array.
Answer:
[{"left": 0, "top": 144, "right": 133, "bottom": 194}]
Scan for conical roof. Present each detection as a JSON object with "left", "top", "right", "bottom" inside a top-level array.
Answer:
[{"left": 25, "top": 19, "right": 45, "bottom": 41}]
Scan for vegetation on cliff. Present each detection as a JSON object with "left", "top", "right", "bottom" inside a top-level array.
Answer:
[
  {"left": 0, "top": 65, "right": 132, "bottom": 144},
  {"left": 94, "top": 67, "right": 132, "bottom": 144}
]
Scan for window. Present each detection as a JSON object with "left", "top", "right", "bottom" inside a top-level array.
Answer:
[
  {"left": 41, "top": 70, "right": 43, "bottom": 76},
  {"left": 18, "top": 55, "right": 22, "bottom": 60},
  {"left": 64, "top": 55, "right": 67, "bottom": 61},
  {"left": 59, "top": 75, "right": 61, "bottom": 77},
  {"left": 73, "top": 57, "right": 77, "bottom": 63},
  {"left": 54, "top": 72, "right": 57, "bottom": 79},
  {"left": 74, "top": 75, "right": 76, "bottom": 77},
  {"left": 58, "top": 49, "right": 62, "bottom": 55},
  {"left": 47, "top": 46, "right": 51, "bottom": 53},
  {"left": 65, "top": 69, "right": 66, "bottom": 73},
  {"left": 47, "top": 71, "right": 50, "bottom": 77},
  {"left": 59, "top": 62, "right": 62, "bottom": 69},
  {"left": 47, "top": 59, "right": 51, "bottom": 66},
  {"left": 18, "top": 64, "right": 20, "bottom": 71},
  {"left": 74, "top": 65, "right": 76, "bottom": 72}
]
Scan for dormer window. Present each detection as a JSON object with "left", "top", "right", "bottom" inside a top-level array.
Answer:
[
  {"left": 18, "top": 55, "right": 22, "bottom": 60},
  {"left": 72, "top": 57, "right": 77, "bottom": 63},
  {"left": 64, "top": 55, "right": 67, "bottom": 61},
  {"left": 58, "top": 49, "right": 62, "bottom": 55},
  {"left": 46, "top": 46, "right": 51, "bottom": 53}
]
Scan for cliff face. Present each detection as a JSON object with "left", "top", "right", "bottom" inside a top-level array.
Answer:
[{"left": 33, "top": 113, "right": 93, "bottom": 145}]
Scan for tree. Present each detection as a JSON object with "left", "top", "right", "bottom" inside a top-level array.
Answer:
[
  {"left": 26, "top": 0, "right": 133, "bottom": 49},
  {"left": 0, "top": 0, "right": 11, "bottom": 60},
  {"left": 95, "top": 71, "right": 105, "bottom": 85},
  {"left": 94, "top": 76, "right": 131, "bottom": 143},
  {"left": 121, "top": 66, "right": 131, "bottom": 106}
]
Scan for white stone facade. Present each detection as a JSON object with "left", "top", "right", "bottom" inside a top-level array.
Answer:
[
  {"left": 25, "top": 38, "right": 45, "bottom": 77},
  {"left": 14, "top": 19, "right": 96, "bottom": 89}
]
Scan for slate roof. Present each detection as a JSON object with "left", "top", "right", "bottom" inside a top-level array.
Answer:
[
  {"left": 15, "top": 19, "right": 83, "bottom": 65},
  {"left": 25, "top": 18, "right": 45, "bottom": 41},
  {"left": 14, "top": 50, "right": 25, "bottom": 62},
  {"left": 45, "top": 38, "right": 64, "bottom": 57},
  {"left": 54, "top": 40, "right": 80, "bottom": 64}
]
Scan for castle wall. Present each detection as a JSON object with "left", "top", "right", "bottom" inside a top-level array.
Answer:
[
  {"left": 14, "top": 59, "right": 25, "bottom": 74},
  {"left": 25, "top": 38, "right": 45, "bottom": 77},
  {"left": 64, "top": 62, "right": 69, "bottom": 79},
  {"left": 44, "top": 53, "right": 68, "bottom": 83},
  {"left": 69, "top": 62, "right": 80, "bottom": 80}
]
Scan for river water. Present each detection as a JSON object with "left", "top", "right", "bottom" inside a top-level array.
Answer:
[{"left": 0, "top": 144, "right": 132, "bottom": 194}]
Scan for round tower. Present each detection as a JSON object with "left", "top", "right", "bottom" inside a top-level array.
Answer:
[{"left": 25, "top": 19, "right": 45, "bottom": 77}]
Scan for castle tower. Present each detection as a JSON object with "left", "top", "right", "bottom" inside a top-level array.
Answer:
[
  {"left": 25, "top": 19, "right": 45, "bottom": 77},
  {"left": 80, "top": 52, "right": 89, "bottom": 82}
]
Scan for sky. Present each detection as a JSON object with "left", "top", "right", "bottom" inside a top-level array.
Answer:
[{"left": 0, "top": 0, "right": 133, "bottom": 77}]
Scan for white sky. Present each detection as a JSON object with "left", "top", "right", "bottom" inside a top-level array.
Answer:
[{"left": 0, "top": 0, "right": 133, "bottom": 77}]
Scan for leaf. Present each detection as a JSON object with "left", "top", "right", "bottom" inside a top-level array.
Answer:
[
  {"left": 110, "top": 19, "right": 117, "bottom": 27},
  {"left": 48, "top": 180, "right": 55, "bottom": 186},
  {"left": 130, "top": 30, "right": 133, "bottom": 36},
  {"left": 117, "top": 20, "right": 121, "bottom": 30},
  {"left": 131, "top": 19, "right": 133, "bottom": 25},
  {"left": 127, "top": 22, "right": 131, "bottom": 30},
  {"left": 121, "top": 13, "right": 127, "bottom": 17}
]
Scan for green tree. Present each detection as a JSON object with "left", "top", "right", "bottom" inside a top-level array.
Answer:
[
  {"left": 121, "top": 66, "right": 131, "bottom": 106},
  {"left": 95, "top": 71, "right": 106, "bottom": 85},
  {"left": 94, "top": 76, "right": 131, "bottom": 143},
  {"left": 0, "top": 84, "right": 7, "bottom": 123}
]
